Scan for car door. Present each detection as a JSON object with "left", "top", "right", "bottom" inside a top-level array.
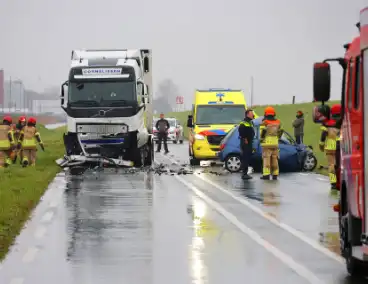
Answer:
[
  {"left": 251, "top": 125, "right": 262, "bottom": 171},
  {"left": 278, "top": 132, "right": 299, "bottom": 171}
]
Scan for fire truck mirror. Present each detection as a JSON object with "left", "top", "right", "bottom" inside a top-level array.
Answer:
[{"left": 313, "top": 62, "right": 331, "bottom": 102}]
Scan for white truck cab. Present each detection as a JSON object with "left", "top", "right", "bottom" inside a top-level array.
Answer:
[{"left": 57, "top": 49, "right": 154, "bottom": 168}]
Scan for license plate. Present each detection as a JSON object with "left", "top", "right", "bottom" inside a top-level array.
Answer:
[{"left": 77, "top": 124, "right": 128, "bottom": 134}]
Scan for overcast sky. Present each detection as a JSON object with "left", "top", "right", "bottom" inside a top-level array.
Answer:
[{"left": 0, "top": 0, "right": 366, "bottom": 107}]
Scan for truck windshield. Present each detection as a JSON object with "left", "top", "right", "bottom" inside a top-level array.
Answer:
[
  {"left": 68, "top": 81, "right": 136, "bottom": 106},
  {"left": 195, "top": 105, "right": 245, "bottom": 125}
]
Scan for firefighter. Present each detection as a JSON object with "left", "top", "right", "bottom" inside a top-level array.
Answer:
[
  {"left": 260, "top": 106, "right": 284, "bottom": 180},
  {"left": 238, "top": 108, "right": 255, "bottom": 180},
  {"left": 319, "top": 104, "right": 341, "bottom": 190},
  {"left": 12, "top": 116, "right": 27, "bottom": 163},
  {"left": 17, "top": 117, "right": 44, "bottom": 167},
  {"left": 0, "top": 116, "right": 15, "bottom": 168}
]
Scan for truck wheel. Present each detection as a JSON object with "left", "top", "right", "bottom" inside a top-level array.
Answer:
[
  {"left": 346, "top": 244, "right": 366, "bottom": 278},
  {"left": 132, "top": 147, "right": 144, "bottom": 168},
  {"left": 144, "top": 142, "right": 154, "bottom": 166}
]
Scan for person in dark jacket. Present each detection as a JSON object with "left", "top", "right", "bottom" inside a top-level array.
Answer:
[
  {"left": 292, "top": 110, "right": 304, "bottom": 144},
  {"left": 238, "top": 109, "right": 255, "bottom": 180},
  {"left": 155, "top": 113, "right": 170, "bottom": 154}
]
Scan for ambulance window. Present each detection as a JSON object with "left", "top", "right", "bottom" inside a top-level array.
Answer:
[
  {"left": 354, "top": 56, "right": 360, "bottom": 109},
  {"left": 347, "top": 60, "right": 353, "bottom": 110}
]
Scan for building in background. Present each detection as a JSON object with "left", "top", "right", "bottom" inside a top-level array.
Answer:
[
  {"left": 32, "top": 99, "right": 62, "bottom": 114},
  {"left": 0, "top": 70, "right": 4, "bottom": 109},
  {"left": 4, "top": 79, "right": 25, "bottom": 110}
]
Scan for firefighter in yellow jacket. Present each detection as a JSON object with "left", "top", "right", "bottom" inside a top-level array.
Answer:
[
  {"left": 260, "top": 106, "right": 284, "bottom": 180},
  {"left": 17, "top": 117, "right": 44, "bottom": 167},
  {"left": 319, "top": 104, "right": 341, "bottom": 190},
  {"left": 12, "top": 116, "right": 27, "bottom": 163},
  {"left": 0, "top": 116, "right": 15, "bottom": 168}
]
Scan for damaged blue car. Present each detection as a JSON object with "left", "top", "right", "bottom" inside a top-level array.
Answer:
[{"left": 217, "top": 116, "right": 317, "bottom": 173}]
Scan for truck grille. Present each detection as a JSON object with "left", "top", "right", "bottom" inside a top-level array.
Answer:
[
  {"left": 76, "top": 123, "right": 128, "bottom": 134},
  {"left": 207, "top": 135, "right": 225, "bottom": 145}
]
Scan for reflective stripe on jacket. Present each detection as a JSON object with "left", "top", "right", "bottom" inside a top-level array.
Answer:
[
  {"left": 0, "top": 125, "right": 14, "bottom": 150},
  {"left": 20, "top": 126, "right": 41, "bottom": 149},
  {"left": 319, "top": 124, "right": 340, "bottom": 151},
  {"left": 260, "top": 118, "right": 283, "bottom": 147}
]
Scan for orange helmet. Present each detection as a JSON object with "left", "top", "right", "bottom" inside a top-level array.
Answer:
[
  {"left": 264, "top": 106, "right": 275, "bottom": 116},
  {"left": 28, "top": 117, "right": 37, "bottom": 124},
  {"left": 330, "top": 104, "right": 341, "bottom": 116},
  {"left": 19, "top": 116, "right": 26, "bottom": 122},
  {"left": 3, "top": 116, "right": 12, "bottom": 124}
]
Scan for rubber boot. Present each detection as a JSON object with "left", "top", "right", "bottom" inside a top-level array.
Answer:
[
  {"left": 22, "top": 158, "right": 29, "bottom": 168},
  {"left": 272, "top": 175, "right": 278, "bottom": 180},
  {"left": 260, "top": 175, "right": 270, "bottom": 180}
]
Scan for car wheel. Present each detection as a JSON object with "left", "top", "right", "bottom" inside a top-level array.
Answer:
[
  {"left": 224, "top": 154, "right": 242, "bottom": 173},
  {"left": 173, "top": 140, "right": 177, "bottom": 144},
  {"left": 180, "top": 140, "right": 183, "bottom": 144},
  {"left": 303, "top": 153, "right": 317, "bottom": 171}
]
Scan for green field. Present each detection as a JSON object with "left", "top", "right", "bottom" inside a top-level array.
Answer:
[
  {"left": 0, "top": 125, "right": 65, "bottom": 260},
  {"left": 165, "top": 101, "right": 339, "bottom": 174}
]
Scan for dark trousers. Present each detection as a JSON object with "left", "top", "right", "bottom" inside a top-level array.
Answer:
[
  {"left": 157, "top": 132, "right": 168, "bottom": 152},
  {"left": 241, "top": 144, "right": 252, "bottom": 174},
  {"left": 295, "top": 134, "right": 304, "bottom": 144}
]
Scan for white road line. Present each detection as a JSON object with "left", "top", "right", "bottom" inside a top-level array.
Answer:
[
  {"left": 34, "top": 226, "right": 47, "bottom": 239},
  {"left": 174, "top": 175, "right": 325, "bottom": 284},
  {"left": 9, "top": 278, "right": 24, "bottom": 284},
  {"left": 158, "top": 153, "right": 345, "bottom": 264},
  {"left": 49, "top": 200, "right": 59, "bottom": 208},
  {"left": 22, "top": 247, "right": 39, "bottom": 263},
  {"left": 40, "top": 211, "right": 54, "bottom": 223}
]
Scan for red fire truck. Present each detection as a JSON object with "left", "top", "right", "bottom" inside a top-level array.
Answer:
[{"left": 313, "top": 7, "right": 368, "bottom": 277}]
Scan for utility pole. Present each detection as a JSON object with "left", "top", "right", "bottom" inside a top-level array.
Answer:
[{"left": 250, "top": 76, "right": 254, "bottom": 107}]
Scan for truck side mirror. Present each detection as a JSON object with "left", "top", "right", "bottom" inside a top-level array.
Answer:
[
  {"left": 143, "top": 57, "right": 149, "bottom": 73},
  {"left": 187, "top": 115, "right": 193, "bottom": 128},
  {"left": 60, "top": 81, "right": 68, "bottom": 109},
  {"left": 313, "top": 62, "right": 331, "bottom": 102}
]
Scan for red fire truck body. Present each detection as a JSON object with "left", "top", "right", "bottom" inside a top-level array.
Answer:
[{"left": 313, "top": 7, "right": 368, "bottom": 277}]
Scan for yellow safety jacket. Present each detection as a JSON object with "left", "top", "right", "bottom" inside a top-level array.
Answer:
[
  {"left": 19, "top": 126, "right": 42, "bottom": 150},
  {"left": 0, "top": 124, "right": 15, "bottom": 150},
  {"left": 260, "top": 118, "right": 283, "bottom": 147},
  {"left": 319, "top": 123, "right": 340, "bottom": 151}
]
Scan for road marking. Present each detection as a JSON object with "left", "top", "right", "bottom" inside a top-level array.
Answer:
[
  {"left": 49, "top": 200, "right": 59, "bottom": 208},
  {"left": 9, "top": 278, "right": 24, "bottom": 284},
  {"left": 158, "top": 153, "right": 345, "bottom": 264},
  {"left": 317, "top": 177, "right": 328, "bottom": 182},
  {"left": 174, "top": 175, "right": 325, "bottom": 284},
  {"left": 41, "top": 211, "right": 54, "bottom": 223},
  {"left": 34, "top": 226, "right": 47, "bottom": 239},
  {"left": 22, "top": 247, "right": 38, "bottom": 263}
]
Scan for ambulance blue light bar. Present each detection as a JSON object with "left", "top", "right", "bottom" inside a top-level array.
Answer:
[
  {"left": 208, "top": 101, "right": 234, "bottom": 104},
  {"left": 196, "top": 89, "right": 241, "bottom": 92}
]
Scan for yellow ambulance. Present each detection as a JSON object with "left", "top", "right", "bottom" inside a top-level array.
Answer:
[{"left": 186, "top": 88, "right": 253, "bottom": 165}]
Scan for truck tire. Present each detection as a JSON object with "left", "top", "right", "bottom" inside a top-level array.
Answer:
[
  {"left": 346, "top": 244, "right": 366, "bottom": 278},
  {"left": 144, "top": 140, "right": 154, "bottom": 166}
]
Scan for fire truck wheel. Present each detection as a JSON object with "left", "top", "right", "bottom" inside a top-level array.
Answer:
[{"left": 346, "top": 244, "right": 367, "bottom": 278}]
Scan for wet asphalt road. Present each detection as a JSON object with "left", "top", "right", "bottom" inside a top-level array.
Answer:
[{"left": 0, "top": 141, "right": 367, "bottom": 284}]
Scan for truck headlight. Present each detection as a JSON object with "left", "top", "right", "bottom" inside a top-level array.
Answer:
[{"left": 194, "top": 134, "right": 205, "bottom": 140}]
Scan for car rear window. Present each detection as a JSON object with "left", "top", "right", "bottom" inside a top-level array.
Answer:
[{"left": 222, "top": 126, "right": 237, "bottom": 144}]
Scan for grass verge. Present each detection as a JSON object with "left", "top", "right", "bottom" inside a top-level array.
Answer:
[
  {"left": 165, "top": 101, "right": 339, "bottom": 175},
  {"left": 0, "top": 125, "right": 65, "bottom": 260}
]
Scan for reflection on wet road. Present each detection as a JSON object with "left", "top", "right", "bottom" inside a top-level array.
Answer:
[{"left": 0, "top": 141, "right": 367, "bottom": 283}]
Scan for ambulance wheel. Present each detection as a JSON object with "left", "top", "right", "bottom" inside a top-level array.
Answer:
[{"left": 189, "top": 156, "right": 200, "bottom": 166}]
